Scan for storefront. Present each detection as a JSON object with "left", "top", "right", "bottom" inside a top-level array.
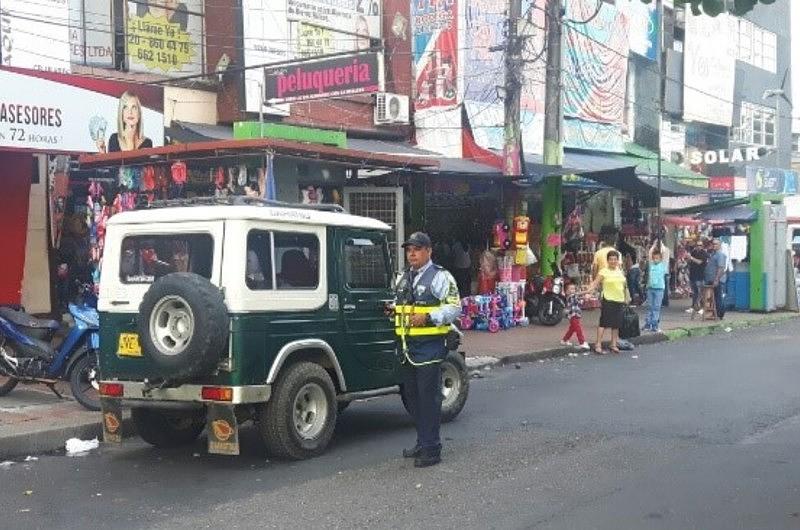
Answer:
[{"left": 0, "top": 67, "right": 165, "bottom": 313}]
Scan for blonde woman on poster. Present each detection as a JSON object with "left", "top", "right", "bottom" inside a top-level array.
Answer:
[{"left": 97, "top": 92, "right": 153, "bottom": 153}]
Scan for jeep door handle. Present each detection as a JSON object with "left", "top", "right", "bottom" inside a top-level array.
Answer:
[{"left": 342, "top": 304, "right": 356, "bottom": 313}]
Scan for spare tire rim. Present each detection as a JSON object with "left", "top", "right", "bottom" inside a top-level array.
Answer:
[
  {"left": 293, "top": 382, "right": 329, "bottom": 440},
  {"left": 441, "top": 361, "right": 461, "bottom": 409},
  {"left": 150, "top": 296, "right": 195, "bottom": 356}
]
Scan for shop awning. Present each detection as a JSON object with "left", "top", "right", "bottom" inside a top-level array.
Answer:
[
  {"left": 622, "top": 143, "right": 707, "bottom": 182},
  {"left": 697, "top": 205, "right": 757, "bottom": 223},
  {"left": 661, "top": 215, "right": 702, "bottom": 226},
  {"left": 78, "top": 137, "right": 439, "bottom": 171},
  {"left": 165, "top": 121, "right": 233, "bottom": 143},
  {"left": 349, "top": 138, "right": 502, "bottom": 176},
  {"left": 637, "top": 176, "right": 717, "bottom": 196}
]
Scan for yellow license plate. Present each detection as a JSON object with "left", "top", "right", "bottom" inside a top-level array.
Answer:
[{"left": 117, "top": 333, "right": 142, "bottom": 357}]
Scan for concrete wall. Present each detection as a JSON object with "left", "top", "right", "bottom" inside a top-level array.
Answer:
[{"left": 20, "top": 156, "right": 51, "bottom": 314}]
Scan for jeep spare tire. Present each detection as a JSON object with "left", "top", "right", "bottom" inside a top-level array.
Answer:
[{"left": 138, "top": 273, "right": 228, "bottom": 381}]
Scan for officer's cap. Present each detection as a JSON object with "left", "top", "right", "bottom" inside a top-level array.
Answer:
[{"left": 402, "top": 232, "right": 432, "bottom": 249}]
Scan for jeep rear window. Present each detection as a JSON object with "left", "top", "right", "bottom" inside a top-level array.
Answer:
[
  {"left": 246, "top": 230, "right": 320, "bottom": 290},
  {"left": 120, "top": 234, "right": 213, "bottom": 284}
]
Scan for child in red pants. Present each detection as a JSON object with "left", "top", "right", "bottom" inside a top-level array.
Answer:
[{"left": 560, "top": 283, "right": 590, "bottom": 350}]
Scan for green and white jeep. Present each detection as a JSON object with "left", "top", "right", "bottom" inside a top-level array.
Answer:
[{"left": 97, "top": 198, "right": 469, "bottom": 458}]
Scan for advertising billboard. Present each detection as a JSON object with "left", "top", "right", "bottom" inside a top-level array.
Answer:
[
  {"left": 0, "top": 67, "right": 164, "bottom": 153},
  {"left": 0, "top": 0, "right": 71, "bottom": 73},
  {"left": 412, "top": 0, "right": 459, "bottom": 111},
  {"left": 125, "top": 0, "right": 204, "bottom": 76}
]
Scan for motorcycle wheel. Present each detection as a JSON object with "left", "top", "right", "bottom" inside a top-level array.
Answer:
[
  {"left": 0, "top": 374, "right": 18, "bottom": 397},
  {"left": 538, "top": 298, "right": 565, "bottom": 326},
  {"left": 69, "top": 353, "right": 100, "bottom": 411}
]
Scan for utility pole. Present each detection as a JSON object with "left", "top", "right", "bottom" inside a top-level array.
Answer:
[
  {"left": 503, "top": 0, "right": 524, "bottom": 177},
  {"left": 656, "top": 0, "right": 664, "bottom": 228},
  {"left": 540, "top": 0, "right": 563, "bottom": 277}
]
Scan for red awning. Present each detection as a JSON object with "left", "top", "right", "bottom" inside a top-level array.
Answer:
[{"left": 78, "top": 137, "right": 439, "bottom": 171}]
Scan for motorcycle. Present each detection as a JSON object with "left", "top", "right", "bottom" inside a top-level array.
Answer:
[
  {"left": 0, "top": 286, "right": 101, "bottom": 411},
  {"left": 525, "top": 274, "right": 566, "bottom": 327}
]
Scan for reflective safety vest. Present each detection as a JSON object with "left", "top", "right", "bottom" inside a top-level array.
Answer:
[{"left": 394, "top": 264, "right": 450, "bottom": 338}]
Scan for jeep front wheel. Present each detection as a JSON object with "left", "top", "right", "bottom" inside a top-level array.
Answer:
[
  {"left": 259, "top": 362, "right": 337, "bottom": 460},
  {"left": 132, "top": 407, "right": 206, "bottom": 448}
]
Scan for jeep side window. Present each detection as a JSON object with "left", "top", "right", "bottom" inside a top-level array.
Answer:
[
  {"left": 275, "top": 233, "right": 319, "bottom": 290},
  {"left": 245, "top": 230, "right": 273, "bottom": 290},
  {"left": 344, "top": 237, "right": 390, "bottom": 289},
  {"left": 245, "top": 230, "right": 319, "bottom": 290},
  {"left": 119, "top": 234, "right": 213, "bottom": 284}
]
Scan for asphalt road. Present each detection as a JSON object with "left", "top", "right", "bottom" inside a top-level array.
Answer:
[{"left": 2, "top": 322, "right": 800, "bottom": 529}]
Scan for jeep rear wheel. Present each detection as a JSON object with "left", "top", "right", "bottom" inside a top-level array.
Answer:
[
  {"left": 137, "top": 273, "right": 228, "bottom": 381},
  {"left": 132, "top": 407, "right": 206, "bottom": 448},
  {"left": 259, "top": 362, "right": 337, "bottom": 460}
]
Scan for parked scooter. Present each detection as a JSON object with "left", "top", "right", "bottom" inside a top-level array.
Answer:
[
  {"left": 525, "top": 267, "right": 566, "bottom": 327},
  {"left": 0, "top": 285, "right": 100, "bottom": 410}
]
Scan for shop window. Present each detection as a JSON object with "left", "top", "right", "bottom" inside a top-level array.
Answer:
[
  {"left": 120, "top": 234, "right": 213, "bottom": 284},
  {"left": 732, "top": 101, "right": 775, "bottom": 147},
  {"left": 343, "top": 237, "right": 390, "bottom": 290}
]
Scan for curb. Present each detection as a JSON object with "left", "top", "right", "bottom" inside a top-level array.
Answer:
[
  {"left": 0, "top": 416, "right": 133, "bottom": 461},
  {"left": 466, "top": 313, "right": 799, "bottom": 370}
]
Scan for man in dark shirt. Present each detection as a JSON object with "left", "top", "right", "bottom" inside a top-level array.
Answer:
[{"left": 686, "top": 239, "right": 707, "bottom": 314}]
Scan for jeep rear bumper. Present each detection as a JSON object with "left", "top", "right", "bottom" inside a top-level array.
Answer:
[{"left": 99, "top": 381, "right": 271, "bottom": 405}]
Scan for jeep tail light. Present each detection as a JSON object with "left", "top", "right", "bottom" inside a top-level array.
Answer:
[
  {"left": 99, "top": 383, "right": 124, "bottom": 397},
  {"left": 201, "top": 386, "right": 233, "bottom": 402}
]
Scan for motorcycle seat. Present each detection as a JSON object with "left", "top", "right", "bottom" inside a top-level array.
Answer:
[{"left": 0, "top": 307, "right": 60, "bottom": 331}]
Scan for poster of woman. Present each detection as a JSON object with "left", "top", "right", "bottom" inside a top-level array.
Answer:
[{"left": 96, "top": 91, "right": 154, "bottom": 153}]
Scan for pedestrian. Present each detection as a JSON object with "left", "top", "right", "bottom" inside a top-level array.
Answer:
[
  {"left": 452, "top": 241, "right": 472, "bottom": 297},
  {"left": 685, "top": 239, "right": 708, "bottom": 315},
  {"left": 560, "top": 283, "right": 589, "bottom": 350},
  {"left": 644, "top": 243, "right": 667, "bottom": 332},
  {"left": 704, "top": 238, "right": 728, "bottom": 320},
  {"left": 586, "top": 250, "right": 628, "bottom": 355},
  {"left": 651, "top": 238, "right": 671, "bottom": 307},
  {"left": 394, "top": 232, "right": 461, "bottom": 468},
  {"left": 618, "top": 234, "right": 641, "bottom": 304}
]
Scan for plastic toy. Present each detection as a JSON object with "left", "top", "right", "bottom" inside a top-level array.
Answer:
[
  {"left": 492, "top": 221, "right": 511, "bottom": 250},
  {"left": 513, "top": 216, "right": 530, "bottom": 249}
]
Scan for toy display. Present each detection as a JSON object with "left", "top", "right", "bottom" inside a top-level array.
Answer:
[
  {"left": 459, "top": 281, "right": 528, "bottom": 332},
  {"left": 492, "top": 220, "right": 511, "bottom": 250}
]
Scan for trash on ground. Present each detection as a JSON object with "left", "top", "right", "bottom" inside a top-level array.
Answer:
[
  {"left": 23, "top": 490, "right": 33, "bottom": 496},
  {"left": 65, "top": 437, "right": 100, "bottom": 456},
  {"left": 724, "top": 327, "right": 732, "bottom": 333},
  {"left": 631, "top": 355, "right": 639, "bottom": 359},
  {"left": 23, "top": 456, "right": 38, "bottom": 462},
  {"left": 0, "top": 461, "right": 14, "bottom": 469}
]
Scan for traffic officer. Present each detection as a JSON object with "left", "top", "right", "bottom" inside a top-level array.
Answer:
[{"left": 395, "top": 232, "right": 461, "bottom": 468}]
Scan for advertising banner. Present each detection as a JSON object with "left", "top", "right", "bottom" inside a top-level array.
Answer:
[
  {"left": 125, "top": 0, "right": 204, "bottom": 76},
  {"left": 0, "top": 0, "right": 71, "bottom": 73},
  {"left": 288, "top": 0, "right": 381, "bottom": 56},
  {"left": 746, "top": 167, "right": 800, "bottom": 195},
  {"left": 0, "top": 67, "right": 164, "bottom": 153},
  {"left": 412, "top": 0, "right": 459, "bottom": 111},
  {"left": 463, "top": 0, "right": 546, "bottom": 155},
  {"left": 69, "top": 0, "right": 114, "bottom": 67},
  {"left": 264, "top": 52, "right": 381, "bottom": 104},
  {"left": 683, "top": 11, "right": 736, "bottom": 127},
  {"left": 616, "top": 0, "right": 659, "bottom": 61},
  {"left": 563, "top": 0, "right": 629, "bottom": 126}
]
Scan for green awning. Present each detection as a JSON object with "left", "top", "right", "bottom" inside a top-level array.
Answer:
[{"left": 618, "top": 143, "right": 707, "bottom": 184}]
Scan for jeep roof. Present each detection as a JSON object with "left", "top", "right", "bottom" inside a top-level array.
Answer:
[{"left": 107, "top": 200, "right": 391, "bottom": 231}]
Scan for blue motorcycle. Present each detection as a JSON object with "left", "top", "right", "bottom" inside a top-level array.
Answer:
[{"left": 0, "top": 298, "right": 101, "bottom": 411}]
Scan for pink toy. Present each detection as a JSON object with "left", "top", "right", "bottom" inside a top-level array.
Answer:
[
  {"left": 488, "top": 318, "right": 500, "bottom": 333},
  {"left": 492, "top": 221, "right": 511, "bottom": 250}
]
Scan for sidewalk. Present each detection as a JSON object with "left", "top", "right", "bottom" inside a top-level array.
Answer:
[
  {"left": 1, "top": 298, "right": 796, "bottom": 459},
  {"left": 462, "top": 298, "right": 799, "bottom": 367}
]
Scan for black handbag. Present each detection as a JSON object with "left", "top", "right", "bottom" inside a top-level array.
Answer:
[{"left": 619, "top": 305, "right": 640, "bottom": 340}]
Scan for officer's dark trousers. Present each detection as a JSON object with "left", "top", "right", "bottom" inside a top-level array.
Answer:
[{"left": 403, "top": 361, "right": 443, "bottom": 451}]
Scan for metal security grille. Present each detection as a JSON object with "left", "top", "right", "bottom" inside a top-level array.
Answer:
[{"left": 344, "top": 187, "right": 404, "bottom": 272}]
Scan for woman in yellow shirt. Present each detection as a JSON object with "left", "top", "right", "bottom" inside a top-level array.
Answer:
[{"left": 586, "top": 250, "right": 628, "bottom": 354}]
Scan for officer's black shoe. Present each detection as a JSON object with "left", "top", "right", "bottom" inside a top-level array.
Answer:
[
  {"left": 413, "top": 448, "right": 441, "bottom": 468},
  {"left": 403, "top": 445, "right": 422, "bottom": 458}
]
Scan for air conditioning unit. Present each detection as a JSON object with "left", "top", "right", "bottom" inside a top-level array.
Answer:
[{"left": 374, "top": 93, "right": 410, "bottom": 125}]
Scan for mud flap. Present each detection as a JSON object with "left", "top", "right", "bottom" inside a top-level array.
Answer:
[
  {"left": 100, "top": 398, "right": 123, "bottom": 443},
  {"left": 207, "top": 403, "right": 240, "bottom": 456}
]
